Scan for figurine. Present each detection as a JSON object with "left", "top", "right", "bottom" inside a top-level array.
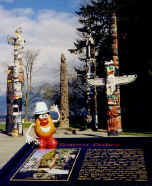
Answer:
[{"left": 26, "top": 101, "right": 60, "bottom": 149}]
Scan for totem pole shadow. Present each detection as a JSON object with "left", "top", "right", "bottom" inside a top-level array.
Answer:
[
  {"left": 0, "top": 126, "right": 14, "bottom": 136},
  {"left": 0, "top": 129, "right": 8, "bottom": 136}
]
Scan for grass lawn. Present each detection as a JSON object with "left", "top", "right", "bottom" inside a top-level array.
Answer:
[
  {"left": 0, "top": 123, "right": 6, "bottom": 131},
  {"left": 0, "top": 122, "right": 32, "bottom": 132},
  {"left": 120, "top": 131, "right": 152, "bottom": 137}
]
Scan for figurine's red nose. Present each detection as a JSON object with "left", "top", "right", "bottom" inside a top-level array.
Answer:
[{"left": 40, "top": 118, "right": 49, "bottom": 126}]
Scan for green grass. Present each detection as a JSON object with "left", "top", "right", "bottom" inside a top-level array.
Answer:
[
  {"left": 0, "top": 122, "right": 32, "bottom": 131},
  {"left": 120, "top": 131, "right": 152, "bottom": 137},
  {"left": 0, "top": 123, "right": 5, "bottom": 131},
  {"left": 23, "top": 122, "right": 33, "bottom": 128}
]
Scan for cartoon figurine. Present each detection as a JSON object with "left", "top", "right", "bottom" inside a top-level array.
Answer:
[{"left": 26, "top": 101, "right": 60, "bottom": 149}]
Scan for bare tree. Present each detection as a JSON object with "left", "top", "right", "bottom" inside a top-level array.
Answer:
[{"left": 24, "top": 49, "right": 39, "bottom": 121}]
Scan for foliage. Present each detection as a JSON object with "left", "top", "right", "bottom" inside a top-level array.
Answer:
[
  {"left": 74, "top": 0, "right": 113, "bottom": 63},
  {"left": 39, "top": 82, "right": 61, "bottom": 105},
  {"left": 70, "top": 0, "right": 114, "bottom": 128}
]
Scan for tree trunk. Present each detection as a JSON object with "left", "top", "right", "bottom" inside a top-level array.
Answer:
[{"left": 25, "top": 90, "right": 29, "bottom": 122}]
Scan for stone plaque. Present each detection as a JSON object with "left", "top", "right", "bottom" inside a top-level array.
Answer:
[{"left": 9, "top": 141, "right": 152, "bottom": 183}]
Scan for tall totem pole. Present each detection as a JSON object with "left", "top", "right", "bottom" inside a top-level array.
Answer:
[
  {"left": 109, "top": 12, "right": 121, "bottom": 134},
  {"left": 88, "top": 12, "right": 137, "bottom": 136},
  {"left": 6, "top": 66, "right": 14, "bottom": 135},
  {"left": 86, "top": 33, "right": 98, "bottom": 130},
  {"left": 6, "top": 27, "right": 24, "bottom": 136},
  {"left": 59, "top": 54, "right": 69, "bottom": 128}
]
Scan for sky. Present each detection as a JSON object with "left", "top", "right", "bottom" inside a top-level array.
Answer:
[{"left": 0, "top": 0, "right": 85, "bottom": 96}]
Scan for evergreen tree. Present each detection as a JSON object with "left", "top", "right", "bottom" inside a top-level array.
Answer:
[
  {"left": 74, "top": 0, "right": 113, "bottom": 68},
  {"left": 70, "top": 0, "right": 114, "bottom": 129},
  {"left": 71, "top": 0, "right": 148, "bottom": 130}
]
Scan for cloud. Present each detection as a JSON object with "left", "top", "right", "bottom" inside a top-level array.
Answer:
[
  {"left": 11, "top": 8, "right": 34, "bottom": 16},
  {"left": 0, "top": 6, "right": 80, "bottom": 95}
]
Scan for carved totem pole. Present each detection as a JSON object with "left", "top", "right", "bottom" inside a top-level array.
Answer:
[
  {"left": 6, "top": 66, "right": 14, "bottom": 135},
  {"left": 59, "top": 54, "right": 69, "bottom": 128},
  {"left": 6, "top": 27, "right": 24, "bottom": 136},
  {"left": 86, "top": 33, "right": 98, "bottom": 130},
  {"left": 88, "top": 13, "right": 137, "bottom": 136},
  {"left": 110, "top": 12, "right": 121, "bottom": 135}
]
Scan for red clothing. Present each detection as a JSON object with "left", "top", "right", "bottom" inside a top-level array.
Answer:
[{"left": 38, "top": 136, "right": 58, "bottom": 149}]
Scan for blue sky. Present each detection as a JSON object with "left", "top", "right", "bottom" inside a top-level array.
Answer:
[
  {"left": 0, "top": 0, "right": 84, "bottom": 97},
  {"left": 0, "top": 0, "right": 81, "bottom": 14}
]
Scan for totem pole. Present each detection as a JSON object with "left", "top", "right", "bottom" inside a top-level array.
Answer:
[
  {"left": 88, "top": 12, "right": 137, "bottom": 136},
  {"left": 88, "top": 61, "right": 137, "bottom": 136},
  {"left": 6, "top": 27, "right": 24, "bottom": 136},
  {"left": 85, "top": 33, "right": 98, "bottom": 130},
  {"left": 105, "top": 60, "right": 137, "bottom": 136},
  {"left": 59, "top": 54, "right": 69, "bottom": 128},
  {"left": 110, "top": 12, "right": 121, "bottom": 134},
  {"left": 6, "top": 66, "right": 14, "bottom": 134}
]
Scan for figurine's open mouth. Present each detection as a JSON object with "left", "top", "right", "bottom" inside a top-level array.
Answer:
[
  {"left": 40, "top": 126, "right": 51, "bottom": 133},
  {"left": 40, "top": 118, "right": 49, "bottom": 126}
]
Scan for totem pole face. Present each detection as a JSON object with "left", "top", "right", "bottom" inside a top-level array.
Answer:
[
  {"left": 107, "top": 64, "right": 115, "bottom": 75},
  {"left": 35, "top": 113, "right": 55, "bottom": 138},
  {"left": 106, "top": 63, "right": 116, "bottom": 96}
]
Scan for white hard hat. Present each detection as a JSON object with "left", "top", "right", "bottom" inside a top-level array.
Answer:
[{"left": 34, "top": 101, "right": 49, "bottom": 115}]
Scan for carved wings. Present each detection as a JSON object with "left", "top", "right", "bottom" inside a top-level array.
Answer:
[{"left": 87, "top": 75, "right": 137, "bottom": 87}]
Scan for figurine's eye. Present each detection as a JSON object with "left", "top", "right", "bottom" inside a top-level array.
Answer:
[
  {"left": 39, "top": 114, "right": 48, "bottom": 119},
  {"left": 39, "top": 115, "right": 43, "bottom": 120},
  {"left": 44, "top": 114, "right": 48, "bottom": 118}
]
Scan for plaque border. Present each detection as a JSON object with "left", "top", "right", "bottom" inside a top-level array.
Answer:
[{"left": 10, "top": 148, "right": 81, "bottom": 182}]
